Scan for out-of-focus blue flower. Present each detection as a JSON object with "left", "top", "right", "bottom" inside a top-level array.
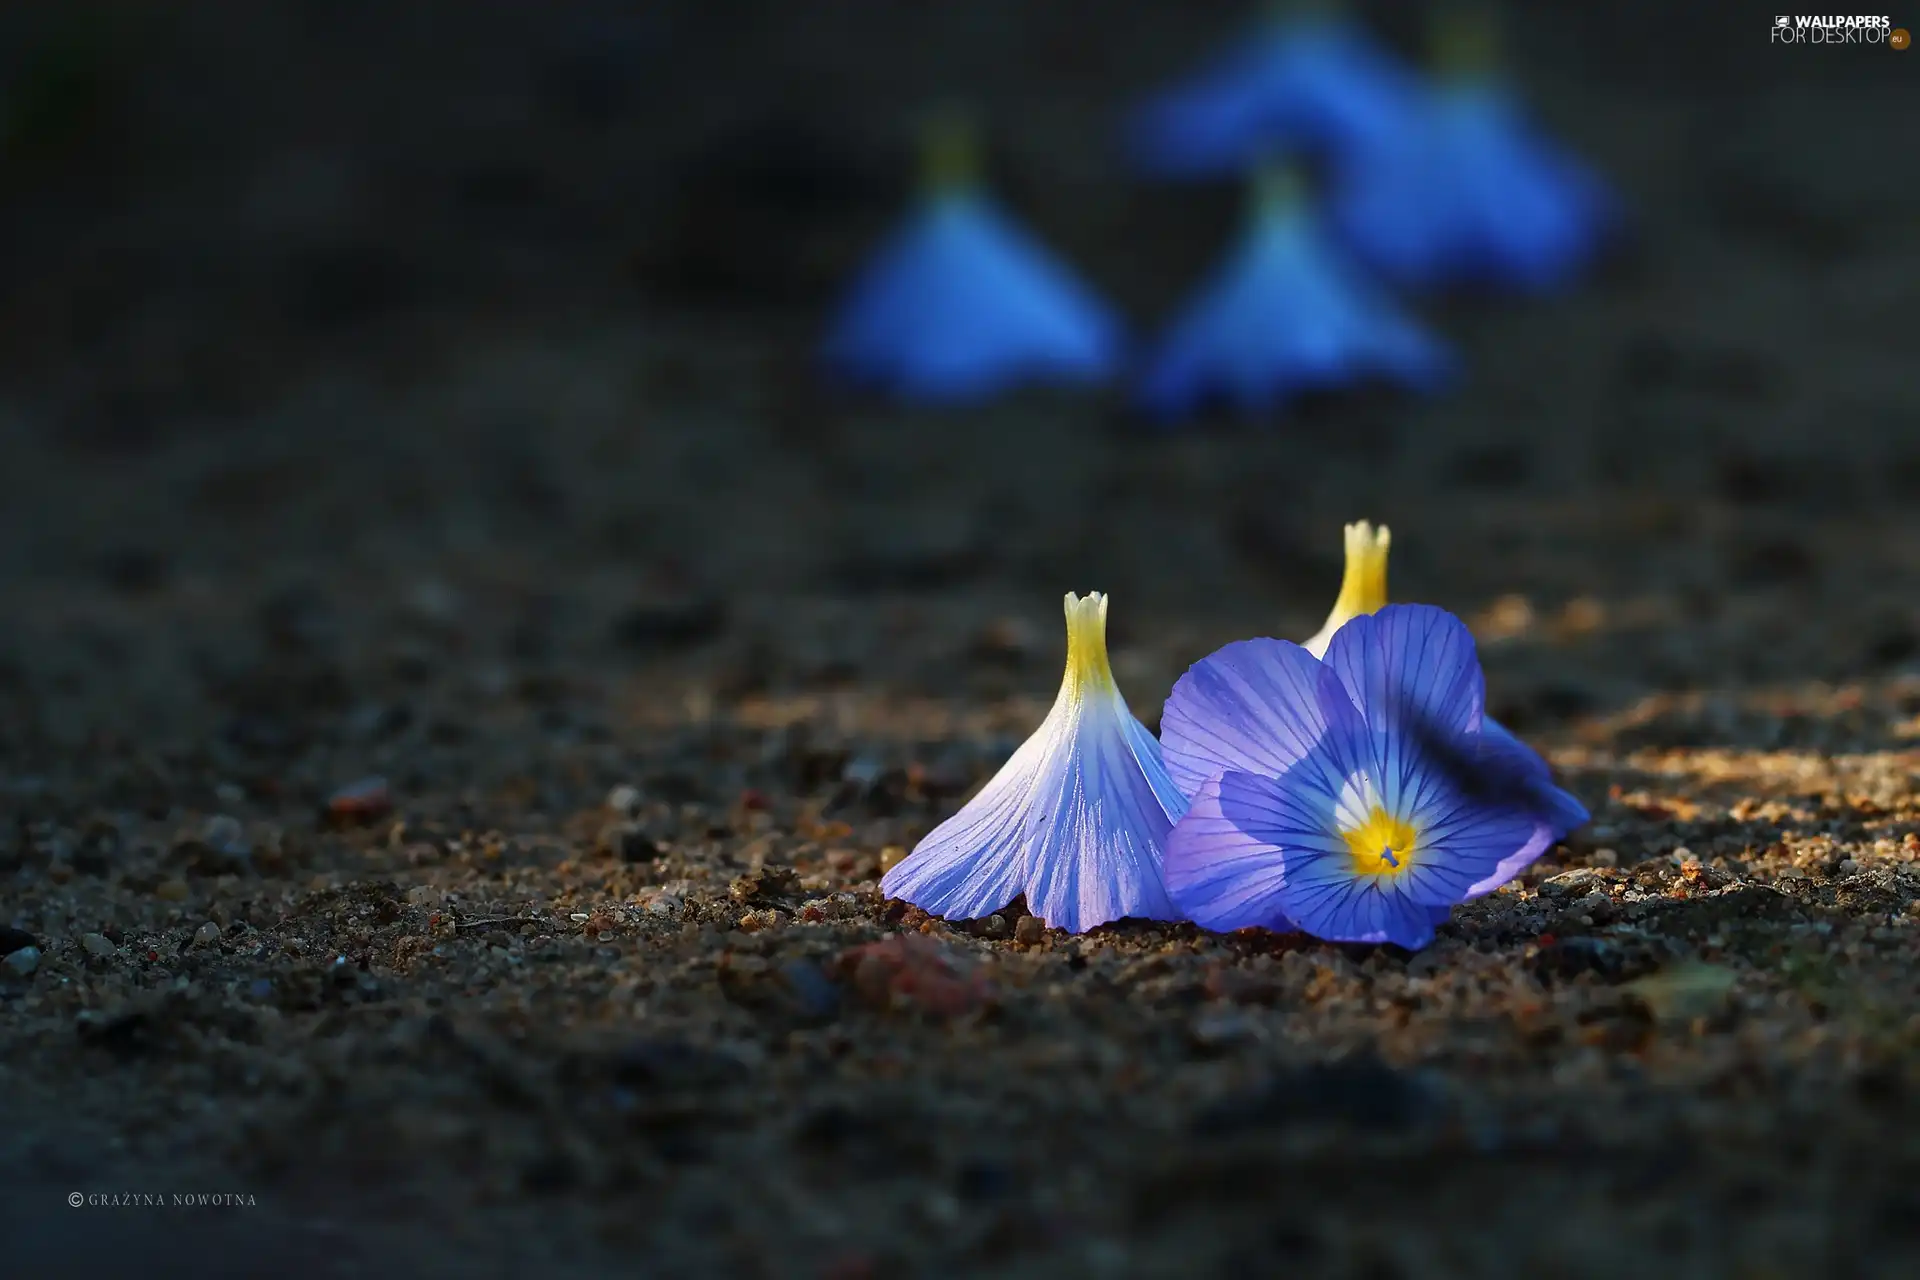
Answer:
[
  {"left": 1136, "top": 169, "right": 1453, "bottom": 420},
  {"left": 1127, "top": 6, "right": 1423, "bottom": 179},
  {"left": 822, "top": 118, "right": 1122, "bottom": 403},
  {"left": 881, "top": 592, "right": 1186, "bottom": 934},
  {"left": 1328, "top": 75, "right": 1617, "bottom": 293},
  {"left": 1160, "top": 605, "right": 1586, "bottom": 949},
  {"left": 1297, "top": 519, "right": 1589, "bottom": 841}
]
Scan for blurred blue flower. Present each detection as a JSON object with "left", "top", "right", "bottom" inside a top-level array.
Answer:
[
  {"left": 881, "top": 593, "right": 1187, "bottom": 934},
  {"left": 1160, "top": 605, "right": 1586, "bottom": 949},
  {"left": 822, "top": 119, "right": 1121, "bottom": 403},
  {"left": 1127, "top": 6, "right": 1422, "bottom": 179},
  {"left": 1329, "top": 76, "right": 1618, "bottom": 293},
  {"left": 1136, "top": 169, "right": 1453, "bottom": 420}
]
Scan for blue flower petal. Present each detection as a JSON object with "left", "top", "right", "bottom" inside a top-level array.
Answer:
[
  {"left": 1330, "top": 80, "right": 1617, "bottom": 293},
  {"left": 1136, "top": 199, "right": 1453, "bottom": 421},
  {"left": 1023, "top": 711, "right": 1183, "bottom": 934},
  {"left": 1129, "top": 15, "right": 1424, "bottom": 179},
  {"left": 1475, "top": 717, "right": 1591, "bottom": 841},
  {"left": 1162, "top": 771, "right": 1303, "bottom": 933},
  {"left": 824, "top": 192, "right": 1123, "bottom": 403},
  {"left": 1319, "top": 604, "right": 1485, "bottom": 742},
  {"left": 880, "top": 592, "right": 1185, "bottom": 934},
  {"left": 878, "top": 728, "right": 1058, "bottom": 923},
  {"left": 1160, "top": 637, "right": 1330, "bottom": 799}
]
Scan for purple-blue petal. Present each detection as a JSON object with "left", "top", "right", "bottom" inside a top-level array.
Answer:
[
  {"left": 1162, "top": 772, "right": 1299, "bottom": 933},
  {"left": 1160, "top": 636, "right": 1332, "bottom": 800},
  {"left": 880, "top": 730, "right": 1054, "bottom": 922},
  {"left": 1023, "top": 713, "right": 1182, "bottom": 933},
  {"left": 1475, "top": 717, "right": 1591, "bottom": 840},
  {"left": 1320, "top": 604, "right": 1484, "bottom": 739}
]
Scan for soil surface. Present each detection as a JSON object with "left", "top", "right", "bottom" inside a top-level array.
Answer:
[{"left": 2, "top": 3, "right": 1918, "bottom": 1276}]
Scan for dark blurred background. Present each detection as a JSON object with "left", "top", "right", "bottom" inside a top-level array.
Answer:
[
  {"left": 0, "top": 0, "right": 1913, "bottom": 647},
  {"left": 1, "top": 5, "right": 1918, "bottom": 1274},
  {"left": 0, "top": 0, "right": 1913, "bottom": 726}
]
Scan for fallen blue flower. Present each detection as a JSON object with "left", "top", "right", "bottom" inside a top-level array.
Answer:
[
  {"left": 881, "top": 592, "right": 1186, "bottom": 934},
  {"left": 1136, "top": 170, "right": 1453, "bottom": 420},
  {"left": 1160, "top": 604, "right": 1586, "bottom": 949},
  {"left": 822, "top": 119, "right": 1122, "bottom": 403},
  {"left": 1328, "top": 76, "right": 1618, "bottom": 293},
  {"left": 1127, "top": 5, "right": 1423, "bottom": 179},
  {"left": 1299, "top": 519, "right": 1587, "bottom": 839}
]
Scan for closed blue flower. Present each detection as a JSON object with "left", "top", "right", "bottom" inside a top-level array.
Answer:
[
  {"left": 1329, "top": 78, "right": 1618, "bottom": 293},
  {"left": 1160, "top": 604, "right": 1587, "bottom": 950},
  {"left": 823, "top": 120, "right": 1121, "bottom": 403},
  {"left": 1128, "top": 8, "right": 1422, "bottom": 179},
  {"left": 881, "top": 593, "right": 1187, "bottom": 934},
  {"left": 1137, "top": 170, "right": 1453, "bottom": 420}
]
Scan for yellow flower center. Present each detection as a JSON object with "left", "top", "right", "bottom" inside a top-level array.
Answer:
[{"left": 1341, "top": 805, "right": 1418, "bottom": 878}]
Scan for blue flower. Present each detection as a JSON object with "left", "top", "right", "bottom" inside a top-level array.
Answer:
[
  {"left": 1299, "top": 519, "right": 1589, "bottom": 840},
  {"left": 1136, "top": 170, "right": 1453, "bottom": 420},
  {"left": 1128, "top": 9, "right": 1423, "bottom": 179},
  {"left": 1159, "top": 604, "right": 1587, "bottom": 949},
  {"left": 881, "top": 593, "right": 1187, "bottom": 933},
  {"left": 1328, "top": 78, "right": 1618, "bottom": 293},
  {"left": 822, "top": 120, "right": 1121, "bottom": 403}
]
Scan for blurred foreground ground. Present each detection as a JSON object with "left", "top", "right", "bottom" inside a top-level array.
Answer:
[{"left": 2, "top": 3, "right": 1919, "bottom": 1276}]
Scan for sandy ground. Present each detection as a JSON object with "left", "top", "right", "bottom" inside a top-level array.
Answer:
[{"left": 2, "top": 2, "right": 1919, "bottom": 1276}]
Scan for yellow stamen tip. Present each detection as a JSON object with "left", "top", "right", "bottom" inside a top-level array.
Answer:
[
  {"left": 1304, "top": 520, "right": 1392, "bottom": 658},
  {"left": 1342, "top": 806, "right": 1419, "bottom": 879},
  {"left": 1062, "top": 591, "right": 1116, "bottom": 694},
  {"left": 1333, "top": 519, "right": 1392, "bottom": 620}
]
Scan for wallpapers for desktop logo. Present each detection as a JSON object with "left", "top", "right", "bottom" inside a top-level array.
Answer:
[{"left": 1770, "top": 14, "right": 1906, "bottom": 44}]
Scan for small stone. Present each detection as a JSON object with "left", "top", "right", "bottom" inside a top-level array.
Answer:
[
  {"left": 0, "top": 927, "right": 36, "bottom": 956},
  {"left": 204, "top": 814, "right": 247, "bottom": 851},
  {"left": 1539, "top": 869, "right": 1610, "bottom": 899},
  {"left": 3, "top": 946, "right": 39, "bottom": 976},
  {"left": 841, "top": 755, "right": 886, "bottom": 790},
  {"left": 1014, "top": 916, "right": 1047, "bottom": 947},
  {"left": 595, "top": 820, "right": 656, "bottom": 862},
  {"left": 647, "top": 893, "right": 684, "bottom": 917},
  {"left": 729, "top": 865, "right": 800, "bottom": 907},
  {"left": 82, "top": 932, "right": 118, "bottom": 959},
  {"left": 155, "top": 878, "right": 190, "bottom": 902},
  {"left": 737, "top": 909, "right": 788, "bottom": 933},
  {"left": 1190, "top": 1008, "right": 1264, "bottom": 1051},
  {"left": 981, "top": 914, "right": 1010, "bottom": 940},
  {"left": 406, "top": 885, "right": 438, "bottom": 906},
  {"left": 605, "top": 784, "right": 643, "bottom": 816},
  {"left": 326, "top": 776, "right": 393, "bottom": 825},
  {"left": 193, "top": 922, "right": 221, "bottom": 947}
]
